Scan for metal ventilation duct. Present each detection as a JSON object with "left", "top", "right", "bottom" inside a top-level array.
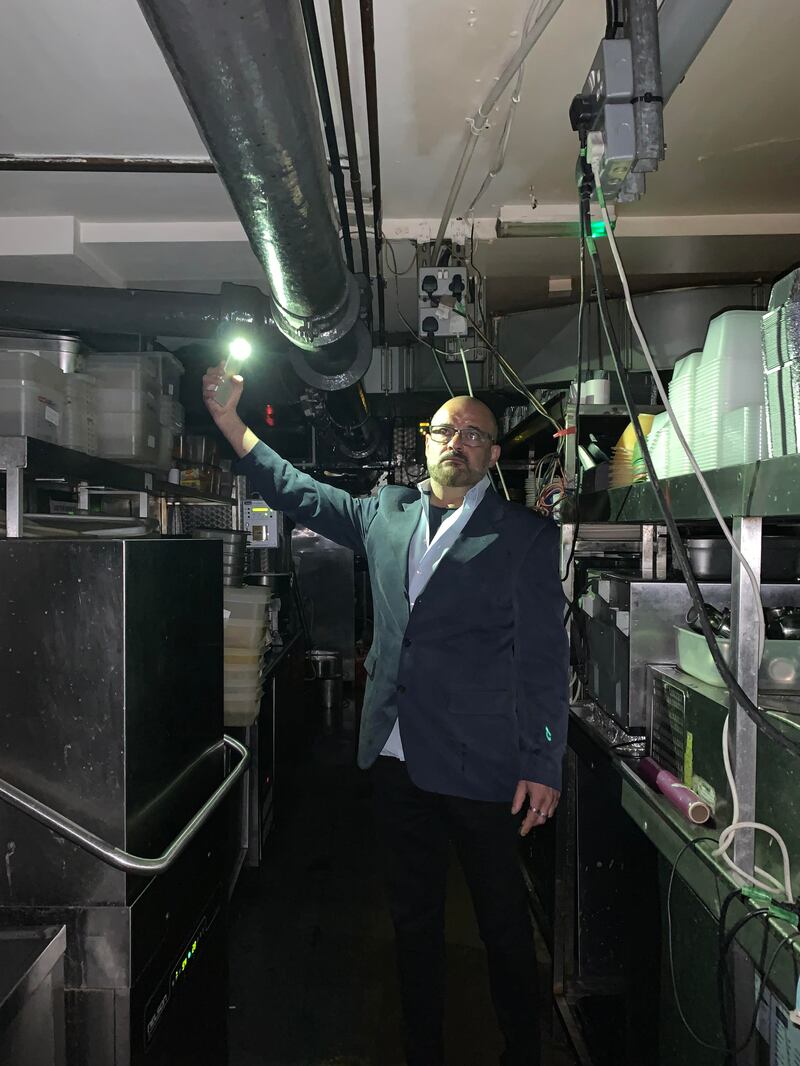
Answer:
[{"left": 136, "top": 0, "right": 368, "bottom": 371}]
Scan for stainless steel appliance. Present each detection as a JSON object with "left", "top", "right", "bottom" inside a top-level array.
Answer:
[
  {"left": 0, "top": 539, "right": 246, "bottom": 1066},
  {"left": 292, "top": 526, "right": 355, "bottom": 680},
  {"left": 579, "top": 573, "right": 800, "bottom": 728},
  {"left": 0, "top": 926, "right": 66, "bottom": 1066}
]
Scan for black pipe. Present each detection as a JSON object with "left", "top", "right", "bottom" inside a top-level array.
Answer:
[
  {"left": 328, "top": 0, "right": 371, "bottom": 284},
  {"left": 0, "top": 155, "right": 216, "bottom": 173},
  {"left": 136, "top": 0, "right": 361, "bottom": 354},
  {"left": 300, "top": 0, "right": 354, "bottom": 275},
  {"left": 0, "top": 280, "right": 227, "bottom": 338},
  {"left": 359, "top": 0, "right": 386, "bottom": 344}
]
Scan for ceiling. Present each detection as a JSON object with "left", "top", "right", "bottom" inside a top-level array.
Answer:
[{"left": 0, "top": 0, "right": 798, "bottom": 328}]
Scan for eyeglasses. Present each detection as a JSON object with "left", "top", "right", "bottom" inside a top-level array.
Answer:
[{"left": 427, "top": 424, "right": 494, "bottom": 447}]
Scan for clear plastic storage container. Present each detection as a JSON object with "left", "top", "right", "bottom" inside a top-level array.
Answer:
[
  {"left": 223, "top": 586, "right": 271, "bottom": 623},
  {"left": 224, "top": 618, "right": 269, "bottom": 650},
  {"left": 95, "top": 409, "right": 160, "bottom": 464},
  {"left": 85, "top": 355, "right": 160, "bottom": 403},
  {"left": 155, "top": 352, "right": 185, "bottom": 398},
  {"left": 223, "top": 691, "right": 261, "bottom": 727},
  {"left": 675, "top": 626, "right": 800, "bottom": 692},
  {"left": 0, "top": 382, "right": 62, "bottom": 442}
]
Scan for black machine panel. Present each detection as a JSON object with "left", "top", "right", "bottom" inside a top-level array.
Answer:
[{"left": 0, "top": 538, "right": 230, "bottom": 1065}]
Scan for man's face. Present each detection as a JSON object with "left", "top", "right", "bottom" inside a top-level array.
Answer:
[{"left": 425, "top": 398, "right": 501, "bottom": 488}]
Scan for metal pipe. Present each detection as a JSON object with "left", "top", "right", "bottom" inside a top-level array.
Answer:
[
  {"left": 359, "top": 0, "right": 386, "bottom": 344},
  {"left": 300, "top": 0, "right": 355, "bottom": 274},
  {"left": 625, "top": 0, "right": 664, "bottom": 173},
  {"left": 432, "top": 0, "right": 565, "bottom": 260},
  {"left": 328, "top": 0, "right": 372, "bottom": 283},
  {"left": 0, "top": 735, "right": 249, "bottom": 875},
  {"left": 0, "top": 279, "right": 229, "bottom": 338},
  {"left": 658, "top": 0, "right": 733, "bottom": 103},
  {"left": 0, "top": 154, "right": 215, "bottom": 173},
  {"left": 137, "top": 0, "right": 361, "bottom": 353}
]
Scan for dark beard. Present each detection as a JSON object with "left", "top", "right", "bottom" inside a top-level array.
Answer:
[{"left": 428, "top": 456, "right": 482, "bottom": 487}]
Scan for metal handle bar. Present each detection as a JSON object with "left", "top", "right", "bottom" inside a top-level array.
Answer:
[{"left": 0, "top": 735, "right": 249, "bottom": 875}]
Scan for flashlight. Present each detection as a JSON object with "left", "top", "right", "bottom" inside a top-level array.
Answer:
[{"left": 214, "top": 336, "right": 253, "bottom": 407}]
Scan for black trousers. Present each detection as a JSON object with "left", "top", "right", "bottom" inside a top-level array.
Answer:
[{"left": 371, "top": 756, "right": 540, "bottom": 1066}]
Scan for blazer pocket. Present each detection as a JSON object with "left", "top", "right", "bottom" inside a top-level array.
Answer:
[{"left": 448, "top": 688, "right": 513, "bottom": 716}]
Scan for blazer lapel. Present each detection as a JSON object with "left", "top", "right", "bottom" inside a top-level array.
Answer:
[
  {"left": 424, "top": 490, "right": 506, "bottom": 579},
  {"left": 383, "top": 494, "right": 422, "bottom": 617}
]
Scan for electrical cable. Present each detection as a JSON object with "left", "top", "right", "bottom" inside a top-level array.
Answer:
[
  {"left": 468, "top": 0, "right": 546, "bottom": 212},
  {"left": 667, "top": 836, "right": 730, "bottom": 1051},
  {"left": 432, "top": 0, "right": 565, "bottom": 259},
  {"left": 583, "top": 201, "right": 800, "bottom": 762},
  {"left": 561, "top": 208, "right": 587, "bottom": 582}
]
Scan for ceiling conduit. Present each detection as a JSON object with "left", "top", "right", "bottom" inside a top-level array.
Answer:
[{"left": 136, "top": 0, "right": 371, "bottom": 391}]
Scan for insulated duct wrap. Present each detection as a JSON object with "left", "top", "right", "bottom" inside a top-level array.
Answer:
[{"left": 136, "top": 0, "right": 363, "bottom": 357}]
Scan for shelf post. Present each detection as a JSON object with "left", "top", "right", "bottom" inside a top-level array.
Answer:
[{"left": 728, "top": 515, "right": 762, "bottom": 878}]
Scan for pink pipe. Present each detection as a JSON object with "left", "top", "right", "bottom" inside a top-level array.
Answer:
[{"left": 638, "top": 757, "right": 711, "bottom": 825}]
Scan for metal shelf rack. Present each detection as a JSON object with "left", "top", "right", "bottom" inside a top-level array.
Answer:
[{"left": 1, "top": 435, "right": 235, "bottom": 538}]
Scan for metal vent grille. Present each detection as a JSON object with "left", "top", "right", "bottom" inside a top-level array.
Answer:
[{"left": 649, "top": 674, "right": 686, "bottom": 778}]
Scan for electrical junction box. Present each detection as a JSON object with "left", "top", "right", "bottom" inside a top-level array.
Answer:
[
  {"left": 243, "top": 497, "right": 280, "bottom": 547},
  {"left": 581, "top": 38, "right": 635, "bottom": 202},
  {"left": 418, "top": 266, "right": 469, "bottom": 337}
]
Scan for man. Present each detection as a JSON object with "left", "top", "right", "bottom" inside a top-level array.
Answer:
[{"left": 203, "top": 364, "right": 569, "bottom": 1066}]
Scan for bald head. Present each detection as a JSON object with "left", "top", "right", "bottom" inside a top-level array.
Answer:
[{"left": 430, "top": 396, "right": 498, "bottom": 443}]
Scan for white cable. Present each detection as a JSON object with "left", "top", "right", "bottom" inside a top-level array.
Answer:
[
  {"left": 459, "top": 346, "right": 474, "bottom": 397},
  {"left": 596, "top": 190, "right": 766, "bottom": 662},
  {"left": 716, "top": 717, "right": 794, "bottom": 902},
  {"left": 495, "top": 462, "right": 511, "bottom": 501},
  {"left": 432, "top": 0, "right": 564, "bottom": 259},
  {"left": 468, "top": 0, "right": 546, "bottom": 211}
]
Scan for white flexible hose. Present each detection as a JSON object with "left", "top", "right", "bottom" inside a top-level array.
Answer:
[{"left": 717, "top": 716, "right": 794, "bottom": 902}]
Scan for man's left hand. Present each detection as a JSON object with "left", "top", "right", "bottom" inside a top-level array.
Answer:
[{"left": 512, "top": 781, "right": 561, "bottom": 836}]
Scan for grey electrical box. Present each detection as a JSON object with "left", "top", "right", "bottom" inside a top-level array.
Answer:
[
  {"left": 418, "top": 266, "right": 469, "bottom": 337},
  {"left": 582, "top": 39, "right": 636, "bottom": 201},
  {"left": 243, "top": 497, "right": 280, "bottom": 547},
  {"left": 363, "top": 346, "right": 413, "bottom": 394}
]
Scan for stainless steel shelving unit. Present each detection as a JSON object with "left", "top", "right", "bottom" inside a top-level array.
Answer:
[
  {"left": 564, "top": 453, "right": 800, "bottom": 1066},
  {"left": 1, "top": 435, "right": 235, "bottom": 537}
]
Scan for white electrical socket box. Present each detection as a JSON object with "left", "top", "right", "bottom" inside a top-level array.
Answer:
[{"left": 418, "top": 266, "right": 469, "bottom": 338}]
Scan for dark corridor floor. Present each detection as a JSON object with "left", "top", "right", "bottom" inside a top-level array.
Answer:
[{"left": 227, "top": 729, "right": 577, "bottom": 1066}]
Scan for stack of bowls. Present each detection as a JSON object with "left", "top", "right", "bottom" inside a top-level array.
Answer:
[{"left": 192, "top": 528, "right": 248, "bottom": 586}]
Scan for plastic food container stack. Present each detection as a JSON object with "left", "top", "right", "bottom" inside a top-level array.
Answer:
[
  {"left": 762, "top": 268, "right": 800, "bottom": 458},
  {"left": 157, "top": 396, "right": 185, "bottom": 473},
  {"left": 0, "top": 351, "right": 64, "bottom": 443},
  {"left": 86, "top": 354, "right": 161, "bottom": 466},
  {"left": 223, "top": 585, "right": 272, "bottom": 726},
  {"left": 154, "top": 352, "right": 184, "bottom": 399},
  {"left": 62, "top": 373, "right": 97, "bottom": 455}
]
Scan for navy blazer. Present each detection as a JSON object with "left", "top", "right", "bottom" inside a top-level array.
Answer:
[{"left": 240, "top": 441, "right": 569, "bottom": 802}]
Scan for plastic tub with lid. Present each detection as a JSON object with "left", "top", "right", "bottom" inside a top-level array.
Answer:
[
  {"left": 675, "top": 626, "right": 800, "bottom": 692},
  {"left": 223, "top": 586, "right": 271, "bottom": 623},
  {"left": 224, "top": 691, "right": 261, "bottom": 727},
  {"left": 224, "top": 618, "right": 268, "bottom": 650}
]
